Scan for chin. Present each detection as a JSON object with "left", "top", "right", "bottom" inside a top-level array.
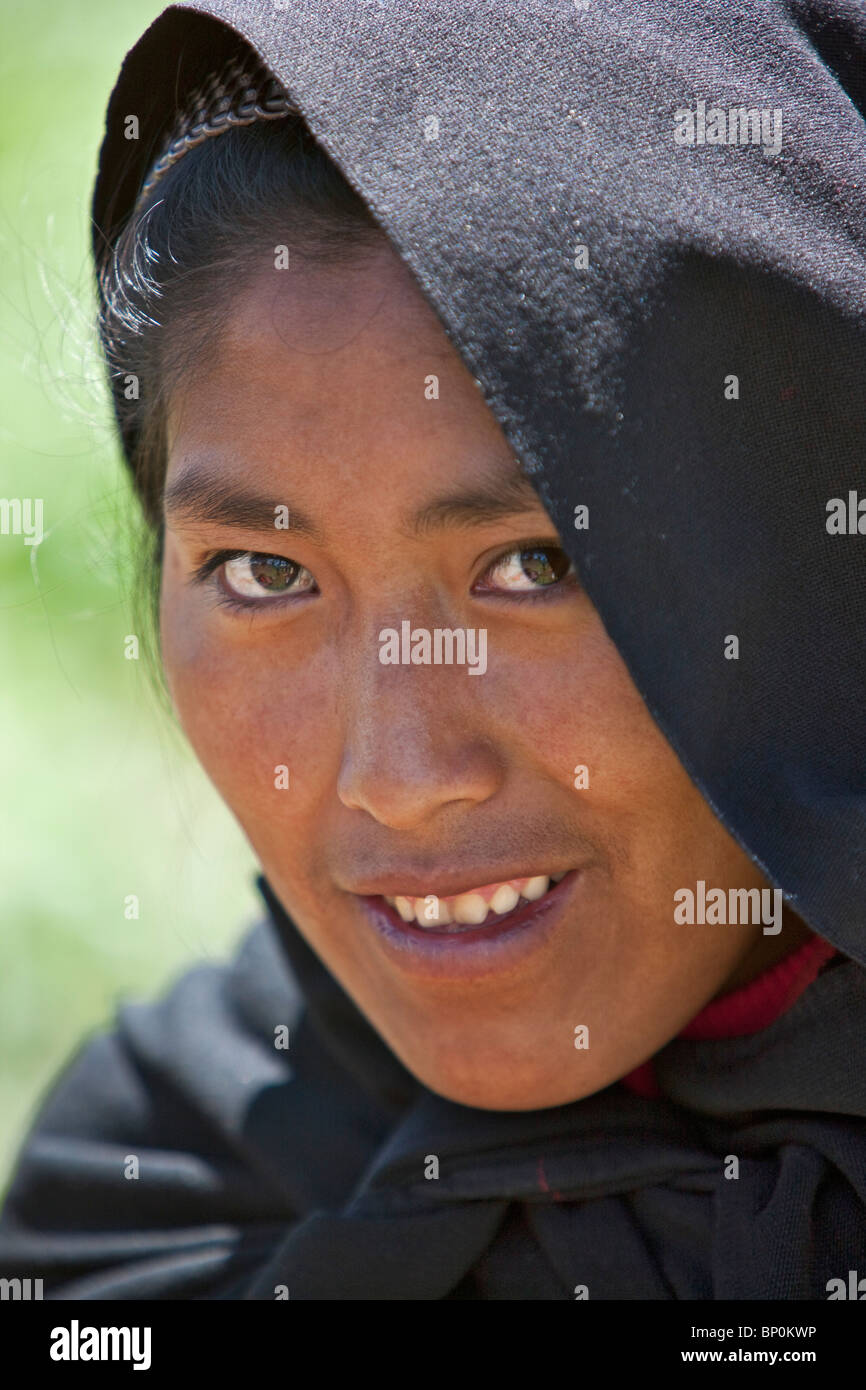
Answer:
[{"left": 403, "top": 1051, "right": 617, "bottom": 1112}]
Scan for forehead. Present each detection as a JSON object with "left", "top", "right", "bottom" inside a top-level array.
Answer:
[
  {"left": 223, "top": 238, "right": 442, "bottom": 355},
  {"left": 165, "top": 243, "right": 525, "bottom": 512}
]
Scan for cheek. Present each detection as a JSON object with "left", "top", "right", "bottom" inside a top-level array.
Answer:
[
  {"left": 500, "top": 614, "right": 678, "bottom": 812},
  {"left": 512, "top": 616, "right": 747, "bottom": 897},
  {"left": 159, "top": 564, "right": 334, "bottom": 843}
]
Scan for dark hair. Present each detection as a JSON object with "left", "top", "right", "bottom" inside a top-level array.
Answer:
[{"left": 95, "top": 108, "right": 384, "bottom": 659}]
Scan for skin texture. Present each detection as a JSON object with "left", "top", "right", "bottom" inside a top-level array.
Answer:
[{"left": 159, "top": 239, "right": 812, "bottom": 1111}]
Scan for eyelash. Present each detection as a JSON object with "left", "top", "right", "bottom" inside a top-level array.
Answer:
[{"left": 193, "top": 541, "right": 577, "bottom": 613}]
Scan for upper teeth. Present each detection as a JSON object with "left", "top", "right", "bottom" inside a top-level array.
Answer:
[{"left": 384, "top": 873, "right": 565, "bottom": 928}]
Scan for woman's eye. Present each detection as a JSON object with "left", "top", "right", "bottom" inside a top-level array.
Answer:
[
  {"left": 219, "top": 552, "right": 316, "bottom": 602},
  {"left": 477, "top": 544, "right": 576, "bottom": 594}
]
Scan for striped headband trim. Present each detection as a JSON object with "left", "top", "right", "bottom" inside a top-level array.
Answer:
[{"left": 135, "top": 54, "right": 296, "bottom": 206}]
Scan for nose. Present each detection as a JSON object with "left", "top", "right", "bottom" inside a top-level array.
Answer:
[{"left": 336, "top": 650, "right": 502, "bottom": 830}]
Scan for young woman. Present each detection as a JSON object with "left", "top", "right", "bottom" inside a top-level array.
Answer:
[{"left": 1, "top": 0, "right": 864, "bottom": 1299}]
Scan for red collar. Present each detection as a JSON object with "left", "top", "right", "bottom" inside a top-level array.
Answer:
[{"left": 621, "top": 933, "right": 837, "bottom": 1098}]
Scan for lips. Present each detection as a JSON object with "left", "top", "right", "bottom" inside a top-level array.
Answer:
[
  {"left": 382, "top": 872, "right": 567, "bottom": 930},
  {"left": 358, "top": 868, "right": 581, "bottom": 981}
]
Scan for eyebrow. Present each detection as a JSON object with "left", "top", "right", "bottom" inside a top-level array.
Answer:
[
  {"left": 408, "top": 467, "right": 543, "bottom": 536},
  {"left": 163, "top": 472, "right": 323, "bottom": 540},
  {"left": 162, "top": 461, "right": 544, "bottom": 540}
]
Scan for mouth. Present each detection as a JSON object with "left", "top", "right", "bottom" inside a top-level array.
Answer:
[
  {"left": 380, "top": 872, "right": 568, "bottom": 932},
  {"left": 356, "top": 868, "right": 581, "bottom": 980}
]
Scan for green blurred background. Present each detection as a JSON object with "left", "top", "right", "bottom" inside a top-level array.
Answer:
[{"left": 0, "top": 1, "right": 261, "bottom": 1196}]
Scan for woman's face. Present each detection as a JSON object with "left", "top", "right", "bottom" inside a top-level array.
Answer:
[{"left": 160, "top": 241, "right": 808, "bottom": 1110}]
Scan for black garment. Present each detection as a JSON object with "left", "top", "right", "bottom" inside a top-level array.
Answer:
[
  {"left": 0, "top": 875, "right": 863, "bottom": 1299},
  {"left": 3, "top": 0, "right": 865, "bottom": 1299}
]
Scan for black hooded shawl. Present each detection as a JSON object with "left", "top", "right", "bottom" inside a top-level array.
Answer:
[{"left": 1, "top": 0, "right": 865, "bottom": 1299}]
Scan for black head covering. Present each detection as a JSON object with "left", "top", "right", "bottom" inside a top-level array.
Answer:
[
  {"left": 92, "top": 0, "right": 866, "bottom": 961},
  {"left": 2, "top": 0, "right": 864, "bottom": 1303}
]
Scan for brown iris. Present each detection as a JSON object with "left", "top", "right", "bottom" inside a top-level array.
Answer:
[
  {"left": 517, "top": 547, "right": 571, "bottom": 586},
  {"left": 248, "top": 555, "right": 299, "bottom": 591}
]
